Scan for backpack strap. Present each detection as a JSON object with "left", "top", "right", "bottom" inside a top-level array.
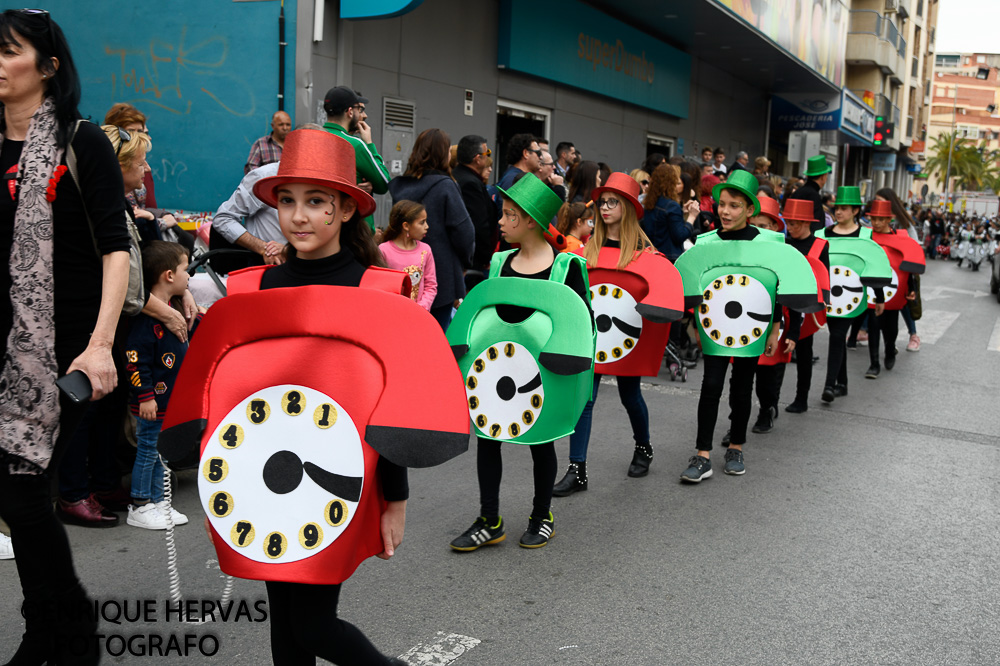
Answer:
[
  {"left": 488, "top": 249, "right": 517, "bottom": 279},
  {"left": 226, "top": 265, "right": 271, "bottom": 294},
  {"left": 859, "top": 226, "right": 873, "bottom": 240},
  {"left": 549, "top": 251, "right": 586, "bottom": 288},
  {"left": 807, "top": 237, "right": 827, "bottom": 261},
  {"left": 359, "top": 266, "right": 411, "bottom": 296}
]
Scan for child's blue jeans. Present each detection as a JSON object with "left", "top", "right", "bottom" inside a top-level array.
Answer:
[{"left": 131, "top": 418, "right": 165, "bottom": 503}]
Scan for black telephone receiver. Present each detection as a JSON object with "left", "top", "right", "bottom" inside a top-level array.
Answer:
[{"left": 55, "top": 371, "right": 92, "bottom": 404}]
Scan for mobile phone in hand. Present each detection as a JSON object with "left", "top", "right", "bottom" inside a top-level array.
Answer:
[{"left": 56, "top": 370, "right": 92, "bottom": 403}]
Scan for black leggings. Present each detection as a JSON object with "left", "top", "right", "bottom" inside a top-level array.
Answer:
[
  {"left": 754, "top": 363, "right": 786, "bottom": 414},
  {"left": 265, "top": 581, "right": 395, "bottom": 665},
  {"left": 477, "top": 437, "right": 556, "bottom": 521},
  {"left": 825, "top": 317, "right": 854, "bottom": 388},
  {"left": 0, "top": 397, "right": 98, "bottom": 664},
  {"left": 868, "top": 309, "right": 900, "bottom": 366},
  {"left": 792, "top": 333, "right": 815, "bottom": 402},
  {"left": 697, "top": 355, "right": 757, "bottom": 450}
]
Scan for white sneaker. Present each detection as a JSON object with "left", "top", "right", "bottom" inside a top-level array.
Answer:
[
  {"left": 155, "top": 501, "right": 189, "bottom": 526},
  {"left": 127, "top": 503, "right": 170, "bottom": 530},
  {"left": 0, "top": 532, "right": 13, "bottom": 560}
]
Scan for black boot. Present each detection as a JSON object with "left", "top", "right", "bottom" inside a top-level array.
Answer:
[
  {"left": 5, "top": 599, "right": 55, "bottom": 666},
  {"left": 785, "top": 397, "right": 808, "bottom": 413},
  {"left": 627, "top": 442, "right": 653, "bottom": 478},
  {"left": 552, "top": 462, "right": 588, "bottom": 497}
]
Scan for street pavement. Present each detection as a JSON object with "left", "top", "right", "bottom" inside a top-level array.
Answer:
[{"left": 2, "top": 256, "right": 1000, "bottom": 665}]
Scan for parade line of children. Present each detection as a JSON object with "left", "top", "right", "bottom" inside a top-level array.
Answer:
[{"left": 45, "top": 131, "right": 923, "bottom": 664}]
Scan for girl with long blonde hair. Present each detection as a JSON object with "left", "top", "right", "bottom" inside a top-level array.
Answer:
[{"left": 555, "top": 173, "right": 659, "bottom": 495}]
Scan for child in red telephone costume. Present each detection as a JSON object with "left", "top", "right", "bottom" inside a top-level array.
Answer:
[
  {"left": 781, "top": 199, "right": 830, "bottom": 414},
  {"left": 553, "top": 173, "right": 684, "bottom": 495},
  {"left": 158, "top": 129, "right": 468, "bottom": 665}
]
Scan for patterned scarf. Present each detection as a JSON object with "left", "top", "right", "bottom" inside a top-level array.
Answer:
[{"left": 0, "top": 98, "right": 64, "bottom": 475}]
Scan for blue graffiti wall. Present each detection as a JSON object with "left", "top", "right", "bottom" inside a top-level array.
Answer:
[{"left": 42, "top": 0, "right": 296, "bottom": 211}]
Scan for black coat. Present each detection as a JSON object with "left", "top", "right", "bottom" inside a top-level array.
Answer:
[
  {"left": 787, "top": 179, "right": 825, "bottom": 232},
  {"left": 453, "top": 164, "right": 498, "bottom": 271}
]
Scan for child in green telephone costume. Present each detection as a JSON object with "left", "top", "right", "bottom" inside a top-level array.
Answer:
[
  {"left": 815, "top": 186, "right": 892, "bottom": 401},
  {"left": 448, "top": 172, "right": 594, "bottom": 551},
  {"left": 675, "top": 170, "right": 820, "bottom": 483}
]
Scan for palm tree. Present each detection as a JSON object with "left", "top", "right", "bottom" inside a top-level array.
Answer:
[
  {"left": 926, "top": 133, "right": 999, "bottom": 193},
  {"left": 924, "top": 131, "right": 963, "bottom": 191}
]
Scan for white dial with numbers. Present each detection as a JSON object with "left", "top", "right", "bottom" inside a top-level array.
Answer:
[
  {"left": 199, "top": 385, "right": 365, "bottom": 564},
  {"left": 591, "top": 283, "right": 642, "bottom": 364}
]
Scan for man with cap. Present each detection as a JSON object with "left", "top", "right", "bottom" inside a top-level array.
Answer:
[
  {"left": 788, "top": 155, "right": 831, "bottom": 233},
  {"left": 323, "top": 86, "right": 391, "bottom": 226}
]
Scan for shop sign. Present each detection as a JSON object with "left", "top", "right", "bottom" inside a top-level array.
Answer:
[
  {"left": 841, "top": 89, "right": 876, "bottom": 144},
  {"left": 873, "top": 152, "right": 897, "bottom": 171},
  {"left": 498, "top": 0, "right": 691, "bottom": 118},
  {"left": 909, "top": 140, "right": 926, "bottom": 154},
  {"left": 771, "top": 93, "right": 841, "bottom": 132},
  {"left": 906, "top": 163, "right": 923, "bottom": 174}
]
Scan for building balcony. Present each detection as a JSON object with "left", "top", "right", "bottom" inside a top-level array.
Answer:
[{"left": 846, "top": 10, "right": 906, "bottom": 79}]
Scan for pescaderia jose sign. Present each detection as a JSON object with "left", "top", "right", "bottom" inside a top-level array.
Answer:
[{"left": 498, "top": 0, "right": 691, "bottom": 118}]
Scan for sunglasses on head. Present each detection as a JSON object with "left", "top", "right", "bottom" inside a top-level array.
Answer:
[
  {"left": 114, "top": 128, "right": 131, "bottom": 157},
  {"left": 479, "top": 148, "right": 492, "bottom": 157}
]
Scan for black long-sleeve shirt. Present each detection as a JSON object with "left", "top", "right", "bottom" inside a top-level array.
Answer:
[
  {"left": 260, "top": 248, "right": 409, "bottom": 502},
  {"left": 0, "top": 122, "right": 131, "bottom": 370}
]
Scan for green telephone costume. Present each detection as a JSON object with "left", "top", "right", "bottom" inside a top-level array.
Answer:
[
  {"left": 675, "top": 229, "right": 821, "bottom": 357},
  {"left": 447, "top": 250, "right": 595, "bottom": 445},
  {"left": 814, "top": 226, "right": 892, "bottom": 319}
]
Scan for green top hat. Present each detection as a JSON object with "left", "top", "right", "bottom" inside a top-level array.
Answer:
[
  {"left": 834, "top": 186, "right": 862, "bottom": 207},
  {"left": 712, "top": 170, "right": 761, "bottom": 217},
  {"left": 496, "top": 173, "right": 563, "bottom": 227},
  {"left": 803, "top": 155, "right": 832, "bottom": 178}
]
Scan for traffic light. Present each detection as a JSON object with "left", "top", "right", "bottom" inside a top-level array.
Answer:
[
  {"left": 873, "top": 116, "right": 895, "bottom": 146},
  {"left": 874, "top": 116, "right": 886, "bottom": 146}
]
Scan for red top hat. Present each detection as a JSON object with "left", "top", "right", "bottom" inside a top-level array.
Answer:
[
  {"left": 782, "top": 199, "right": 817, "bottom": 224},
  {"left": 253, "top": 129, "right": 377, "bottom": 217},
  {"left": 757, "top": 195, "right": 785, "bottom": 232},
  {"left": 869, "top": 199, "right": 893, "bottom": 218},
  {"left": 590, "top": 172, "right": 644, "bottom": 220}
]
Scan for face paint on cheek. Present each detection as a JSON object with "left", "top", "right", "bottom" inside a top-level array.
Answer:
[{"left": 323, "top": 209, "right": 334, "bottom": 225}]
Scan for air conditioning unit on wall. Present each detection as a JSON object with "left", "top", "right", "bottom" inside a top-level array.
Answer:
[{"left": 885, "top": 0, "right": 899, "bottom": 11}]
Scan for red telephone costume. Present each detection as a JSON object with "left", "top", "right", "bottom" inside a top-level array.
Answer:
[
  {"left": 583, "top": 246, "right": 684, "bottom": 376},
  {"left": 158, "top": 266, "right": 469, "bottom": 585},
  {"left": 869, "top": 230, "right": 926, "bottom": 311},
  {"left": 798, "top": 238, "right": 831, "bottom": 339}
]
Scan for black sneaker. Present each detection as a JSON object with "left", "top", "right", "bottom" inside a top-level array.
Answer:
[
  {"left": 721, "top": 430, "right": 731, "bottom": 447},
  {"left": 821, "top": 386, "right": 835, "bottom": 403},
  {"left": 680, "top": 455, "right": 713, "bottom": 483},
  {"left": 865, "top": 364, "right": 880, "bottom": 379},
  {"left": 519, "top": 512, "right": 554, "bottom": 548},
  {"left": 785, "top": 400, "right": 808, "bottom": 413},
  {"left": 832, "top": 384, "right": 848, "bottom": 397},
  {"left": 885, "top": 351, "right": 897, "bottom": 370},
  {"left": 751, "top": 410, "right": 774, "bottom": 433},
  {"left": 450, "top": 516, "right": 505, "bottom": 552}
]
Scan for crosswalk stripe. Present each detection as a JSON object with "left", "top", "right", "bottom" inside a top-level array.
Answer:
[
  {"left": 916, "top": 310, "right": 960, "bottom": 345},
  {"left": 988, "top": 317, "right": 1000, "bottom": 352}
]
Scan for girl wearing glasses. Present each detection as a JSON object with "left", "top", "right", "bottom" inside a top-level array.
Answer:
[
  {"left": 555, "top": 173, "right": 673, "bottom": 495},
  {"left": 0, "top": 9, "right": 130, "bottom": 663}
]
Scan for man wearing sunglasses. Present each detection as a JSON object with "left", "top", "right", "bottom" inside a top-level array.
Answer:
[
  {"left": 496, "top": 133, "right": 542, "bottom": 193},
  {"left": 454, "top": 135, "right": 497, "bottom": 284},
  {"left": 322, "top": 85, "right": 391, "bottom": 228}
]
